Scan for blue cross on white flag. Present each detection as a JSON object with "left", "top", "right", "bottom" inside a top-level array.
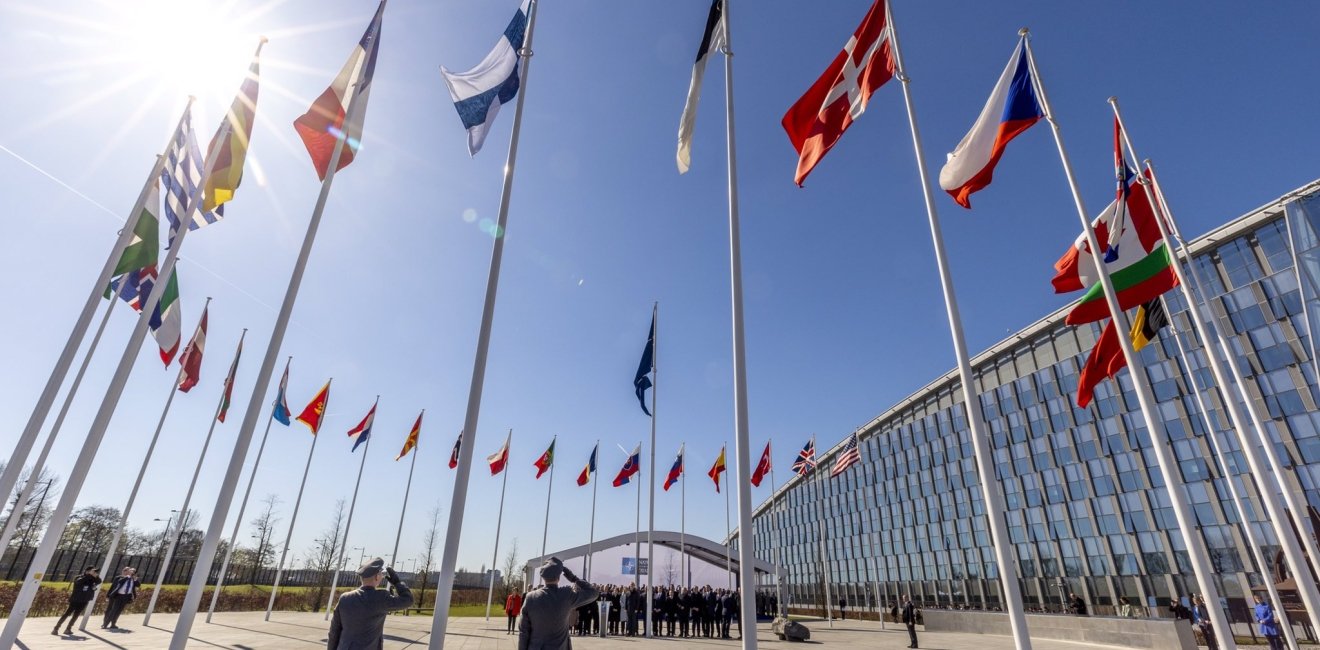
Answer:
[
  {"left": 161, "top": 106, "right": 222, "bottom": 248},
  {"left": 441, "top": 0, "right": 531, "bottom": 156}
]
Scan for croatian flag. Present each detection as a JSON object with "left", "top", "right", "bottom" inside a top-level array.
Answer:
[
  {"left": 663, "top": 445, "right": 684, "bottom": 492},
  {"left": 938, "top": 39, "right": 1043, "bottom": 209},
  {"left": 613, "top": 445, "right": 641, "bottom": 487},
  {"left": 347, "top": 400, "right": 377, "bottom": 452},
  {"left": 441, "top": 0, "right": 531, "bottom": 156}
]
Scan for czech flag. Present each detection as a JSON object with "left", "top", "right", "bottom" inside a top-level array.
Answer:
[
  {"left": 938, "top": 39, "right": 1043, "bottom": 209},
  {"left": 613, "top": 445, "right": 641, "bottom": 487},
  {"left": 576, "top": 444, "right": 598, "bottom": 486},
  {"left": 347, "top": 399, "right": 377, "bottom": 452},
  {"left": 488, "top": 432, "right": 511, "bottom": 476},
  {"left": 663, "top": 445, "right": 684, "bottom": 492}
]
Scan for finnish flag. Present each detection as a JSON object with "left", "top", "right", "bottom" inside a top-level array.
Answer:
[{"left": 441, "top": 0, "right": 531, "bottom": 156}]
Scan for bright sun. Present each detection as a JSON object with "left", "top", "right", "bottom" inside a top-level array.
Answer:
[{"left": 115, "top": 0, "right": 262, "bottom": 108}]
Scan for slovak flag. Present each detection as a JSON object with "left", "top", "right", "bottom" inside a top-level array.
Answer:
[
  {"left": 938, "top": 38, "right": 1043, "bottom": 208},
  {"left": 613, "top": 445, "right": 641, "bottom": 487},
  {"left": 441, "top": 0, "right": 532, "bottom": 156},
  {"left": 576, "top": 443, "right": 598, "bottom": 486},
  {"left": 346, "top": 399, "right": 377, "bottom": 452},
  {"left": 663, "top": 444, "right": 684, "bottom": 492},
  {"left": 488, "top": 432, "right": 511, "bottom": 475}
]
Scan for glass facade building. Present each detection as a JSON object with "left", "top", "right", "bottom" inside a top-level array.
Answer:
[{"left": 738, "top": 180, "right": 1320, "bottom": 619}]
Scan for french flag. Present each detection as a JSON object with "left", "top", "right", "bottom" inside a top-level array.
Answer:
[
  {"left": 613, "top": 445, "right": 641, "bottom": 487},
  {"left": 441, "top": 0, "right": 531, "bottom": 156},
  {"left": 938, "top": 39, "right": 1043, "bottom": 209}
]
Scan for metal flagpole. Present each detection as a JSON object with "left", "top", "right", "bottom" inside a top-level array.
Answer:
[
  {"left": 325, "top": 398, "right": 377, "bottom": 620},
  {"left": 1116, "top": 103, "right": 1320, "bottom": 633},
  {"left": 265, "top": 379, "right": 329, "bottom": 621},
  {"left": 768, "top": 442, "right": 783, "bottom": 615},
  {"left": 586, "top": 440, "right": 599, "bottom": 581},
  {"left": 646, "top": 302, "right": 656, "bottom": 637},
  {"left": 724, "top": 460, "right": 732, "bottom": 589},
  {"left": 0, "top": 106, "right": 227, "bottom": 646},
  {"left": 865, "top": 459, "right": 884, "bottom": 625},
  {"left": 391, "top": 410, "right": 422, "bottom": 567},
  {"left": 0, "top": 101, "right": 193, "bottom": 531},
  {"left": 484, "top": 430, "right": 512, "bottom": 620},
  {"left": 144, "top": 329, "right": 248, "bottom": 626},
  {"left": 539, "top": 435, "right": 556, "bottom": 588},
  {"left": 680, "top": 443, "right": 687, "bottom": 589},
  {"left": 429, "top": 1, "right": 540, "bottom": 645},
  {"left": 171, "top": 23, "right": 379, "bottom": 645},
  {"left": 718, "top": 4, "right": 758, "bottom": 645},
  {"left": 635, "top": 443, "right": 642, "bottom": 588},
  {"left": 883, "top": 6, "right": 1031, "bottom": 646},
  {"left": 207, "top": 356, "right": 289, "bottom": 623},
  {"left": 815, "top": 460, "right": 832, "bottom": 626},
  {"left": 1022, "top": 34, "right": 1234, "bottom": 646},
  {"left": 77, "top": 300, "right": 209, "bottom": 631}
]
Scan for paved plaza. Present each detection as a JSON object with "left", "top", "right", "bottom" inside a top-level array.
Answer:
[{"left": 0, "top": 611, "right": 1150, "bottom": 649}]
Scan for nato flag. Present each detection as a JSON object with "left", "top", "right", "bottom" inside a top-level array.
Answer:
[{"left": 633, "top": 313, "right": 655, "bottom": 416}]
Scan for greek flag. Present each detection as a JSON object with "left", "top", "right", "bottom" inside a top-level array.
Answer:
[
  {"left": 161, "top": 106, "right": 222, "bottom": 248},
  {"left": 441, "top": 0, "right": 531, "bottom": 156}
]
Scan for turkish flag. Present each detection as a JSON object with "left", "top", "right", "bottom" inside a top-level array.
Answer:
[{"left": 750, "top": 442, "right": 772, "bottom": 487}]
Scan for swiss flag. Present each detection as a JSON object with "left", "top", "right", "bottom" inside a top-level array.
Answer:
[{"left": 782, "top": 0, "right": 894, "bottom": 186}]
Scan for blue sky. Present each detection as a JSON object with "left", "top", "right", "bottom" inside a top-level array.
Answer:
[{"left": 2, "top": 0, "right": 1318, "bottom": 577}]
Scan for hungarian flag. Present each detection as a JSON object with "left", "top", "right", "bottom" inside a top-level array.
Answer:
[
  {"left": 216, "top": 333, "right": 244, "bottom": 423},
  {"left": 613, "top": 445, "right": 641, "bottom": 487},
  {"left": 448, "top": 431, "right": 463, "bottom": 469},
  {"left": 675, "top": 0, "right": 725, "bottom": 173},
  {"left": 663, "top": 445, "right": 684, "bottom": 492},
  {"left": 782, "top": 0, "right": 894, "bottom": 186},
  {"left": 1077, "top": 298, "right": 1169, "bottom": 408},
  {"left": 938, "top": 39, "right": 1043, "bottom": 208},
  {"left": 296, "top": 381, "right": 331, "bottom": 434},
  {"left": 294, "top": 0, "right": 384, "bottom": 179},
  {"left": 576, "top": 443, "right": 598, "bottom": 486},
  {"left": 203, "top": 41, "right": 262, "bottom": 213},
  {"left": 175, "top": 305, "right": 208, "bottom": 393},
  {"left": 396, "top": 411, "right": 422, "bottom": 461},
  {"left": 534, "top": 438, "right": 555, "bottom": 479},
  {"left": 488, "top": 433, "right": 511, "bottom": 475},
  {"left": 347, "top": 400, "right": 376, "bottom": 452},
  {"left": 708, "top": 445, "right": 727, "bottom": 493},
  {"left": 272, "top": 358, "right": 292, "bottom": 425},
  {"left": 750, "top": 441, "right": 772, "bottom": 487}
]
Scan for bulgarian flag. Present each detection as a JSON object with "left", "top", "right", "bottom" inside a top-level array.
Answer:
[
  {"left": 534, "top": 438, "right": 555, "bottom": 479},
  {"left": 216, "top": 332, "right": 244, "bottom": 422},
  {"left": 175, "top": 304, "right": 208, "bottom": 393}
]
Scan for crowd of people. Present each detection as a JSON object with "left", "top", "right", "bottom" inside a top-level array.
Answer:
[{"left": 563, "top": 584, "right": 744, "bottom": 639}]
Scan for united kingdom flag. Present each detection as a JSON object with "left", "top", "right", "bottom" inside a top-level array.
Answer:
[{"left": 791, "top": 437, "right": 816, "bottom": 476}]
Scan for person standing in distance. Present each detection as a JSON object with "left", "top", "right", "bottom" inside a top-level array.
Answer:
[
  {"left": 53, "top": 566, "right": 100, "bottom": 635},
  {"left": 506, "top": 589, "right": 523, "bottom": 634},
  {"left": 102, "top": 566, "right": 139, "bottom": 629},
  {"left": 901, "top": 594, "right": 919, "bottom": 649},
  {"left": 519, "top": 557, "right": 599, "bottom": 650},
  {"left": 327, "top": 558, "right": 413, "bottom": 650}
]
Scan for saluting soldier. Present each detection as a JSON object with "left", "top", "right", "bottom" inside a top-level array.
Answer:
[{"left": 327, "top": 558, "right": 413, "bottom": 650}]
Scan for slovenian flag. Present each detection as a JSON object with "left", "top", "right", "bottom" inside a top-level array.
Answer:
[
  {"left": 938, "top": 39, "right": 1043, "bottom": 209},
  {"left": 576, "top": 443, "right": 597, "bottom": 486},
  {"left": 613, "top": 445, "right": 641, "bottom": 487},
  {"left": 663, "top": 445, "right": 684, "bottom": 492},
  {"left": 294, "top": 0, "right": 385, "bottom": 180},
  {"left": 441, "top": 0, "right": 531, "bottom": 156},
  {"left": 347, "top": 399, "right": 377, "bottom": 452}
]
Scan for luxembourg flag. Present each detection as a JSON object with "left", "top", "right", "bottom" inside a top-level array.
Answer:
[
  {"left": 441, "top": 0, "right": 531, "bottom": 156},
  {"left": 347, "top": 399, "right": 377, "bottom": 452},
  {"left": 938, "top": 39, "right": 1043, "bottom": 208}
]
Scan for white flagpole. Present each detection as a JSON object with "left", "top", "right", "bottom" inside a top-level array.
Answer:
[
  {"left": 586, "top": 440, "right": 599, "bottom": 581},
  {"left": 77, "top": 299, "right": 209, "bottom": 631},
  {"left": 1022, "top": 34, "right": 1234, "bottom": 646},
  {"left": 724, "top": 455, "right": 732, "bottom": 590},
  {"left": 883, "top": 6, "right": 1032, "bottom": 646},
  {"left": 866, "top": 460, "right": 884, "bottom": 627},
  {"left": 815, "top": 461, "right": 832, "bottom": 626},
  {"left": 1114, "top": 102, "right": 1320, "bottom": 636},
  {"left": 768, "top": 442, "right": 782, "bottom": 615},
  {"left": 484, "top": 430, "right": 512, "bottom": 621},
  {"left": 717, "top": 4, "right": 758, "bottom": 644},
  {"left": 636, "top": 443, "right": 642, "bottom": 588},
  {"left": 265, "top": 379, "right": 330, "bottom": 622},
  {"left": 325, "top": 398, "right": 377, "bottom": 620},
  {"left": 391, "top": 410, "right": 422, "bottom": 567},
  {"left": 429, "top": 1, "right": 540, "bottom": 644},
  {"left": 207, "top": 356, "right": 288, "bottom": 623},
  {"left": 144, "top": 328, "right": 248, "bottom": 626},
  {"left": 680, "top": 443, "right": 687, "bottom": 589},
  {"left": 646, "top": 302, "right": 657, "bottom": 637},
  {"left": 539, "top": 436, "right": 556, "bottom": 588},
  {"left": 0, "top": 101, "right": 193, "bottom": 529},
  {"left": 0, "top": 99, "right": 227, "bottom": 647}
]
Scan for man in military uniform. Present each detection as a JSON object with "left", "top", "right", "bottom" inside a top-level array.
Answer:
[
  {"left": 327, "top": 558, "right": 413, "bottom": 650},
  {"left": 518, "top": 557, "right": 599, "bottom": 650}
]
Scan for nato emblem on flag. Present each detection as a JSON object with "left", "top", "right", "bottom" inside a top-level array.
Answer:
[
  {"left": 441, "top": 0, "right": 531, "bottom": 156},
  {"left": 633, "top": 313, "right": 656, "bottom": 416}
]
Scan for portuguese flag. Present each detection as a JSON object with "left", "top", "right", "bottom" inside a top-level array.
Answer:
[{"left": 534, "top": 438, "right": 555, "bottom": 479}]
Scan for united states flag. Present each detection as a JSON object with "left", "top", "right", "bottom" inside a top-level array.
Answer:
[
  {"left": 790, "top": 437, "right": 816, "bottom": 476},
  {"left": 830, "top": 432, "right": 861, "bottom": 478},
  {"left": 161, "top": 106, "right": 222, "bottom": 248}
]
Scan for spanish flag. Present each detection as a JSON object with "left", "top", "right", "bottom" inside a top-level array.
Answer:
[
  {"left": 203, "top": 40, "right": 264, "bottom": 213},
  {"left": 708, "top": 445, "right": 727, "bottom": 493},
  {"left": 396, "top": 411, "right": 422, "bottom": 461},
  {"left": 296, "top": 380, "right": 331, "bottom": 434}
]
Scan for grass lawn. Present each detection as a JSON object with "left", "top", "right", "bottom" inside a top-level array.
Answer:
[{"left": 404, "top": 604, "right": 507, "bottom": 618}]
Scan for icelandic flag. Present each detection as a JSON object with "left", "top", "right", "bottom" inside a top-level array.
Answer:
[
  {"left": 347, "top": 400, "right": 377, "bottom": 452},
  {"left": 613, "top": 445, "right": 641, "bottom": 487},
  {"left": 272, "top": 359, "right": 292, "bottom": 425},
  {"left": 441, "top": 0, "right": 531, "bottom": 156},
  {"left": 576, "top": 443, "right": 598, "bottom": 486},
  {"left": 938, "top": 39, "right": 1043, "bottom": 209},
  {"left": 663, "top": 445, "right": 684, "bottom": 492}
]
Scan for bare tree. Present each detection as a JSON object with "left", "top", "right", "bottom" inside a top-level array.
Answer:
[
  {"left": 305, "top": 499, "right": 347, "bottom": 611},
  {"left": 3, "top": 466, "right": 61, "bottom": 551},
  {"left": 500, "top": 538, "right": 521, "bottom": 602},
  {"left": 417, "top": 502, "right": 442, "bottom": 610},
  {"left": 247, "top": 494, "right": 281, "bottom": 582},
  {"left": 58, "top": 505, "right": 122, "bottom": 553},
  {"left": 663, "top": 552, "right": 678, "bottom": 587}
]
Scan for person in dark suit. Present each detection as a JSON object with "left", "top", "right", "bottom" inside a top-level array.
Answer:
[
  {"left": 53, "top": 567, "right": 100, "bottom": 635},
  {"left": 901, "top": 594, "right": 918, "bottom": 649},
  {"left": 839, "top": 596, "right": 847, "bottom": 620},
  {"left": 327, "top": 558, "right": 413, "bottom": 650},
  {"left": 720, "top": 589, "right": 738, "bottom": 638},
  {"left": 101, "top": 566, "right": 139, "bottom": 629}
]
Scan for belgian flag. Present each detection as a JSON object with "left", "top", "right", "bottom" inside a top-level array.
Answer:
[{"left": 1077, "top": 298, "right": 1169, "bottom": 408}]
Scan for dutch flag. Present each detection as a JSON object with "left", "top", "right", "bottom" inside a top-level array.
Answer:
[{"left": 441, "top": 0, "right": 532, "bottom": 156}]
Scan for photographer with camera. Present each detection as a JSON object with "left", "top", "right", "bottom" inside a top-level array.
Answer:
[
  {"left": 518, "top": 557, "right": 599, "bottom": 650},
  {"left": 327, "top": 557, "right": 414, "bottom": 650}
]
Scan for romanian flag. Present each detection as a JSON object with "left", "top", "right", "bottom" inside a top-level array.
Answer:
[
  {"left": 347, "top": 400, "right": 377, "bottom": 452},
  {"left": 1076, "top": 298, "right": 1169, "bottom": 408},
  {"left": 534, "top": 438, "right": 555, "bottom": 479},
  {"left": 663, "top": 445, "right": 684, "bottom": 492},
  {"left": 296, "top": 381, "right": 331, "bottom": 434},
  {"left": 203, "top": 41, "right": 263, "bottom": 213},
  {"left": 576, "top": 444, "right": 598, "bottom": 486},
  {"left": 708, "top": 445, "right": 727, "bottom": 493},
  {"left": 750, "top": 441, "right": 772, "bottom": 487},
  {"left": 396, "top": 411, "right": 422, "bottom": 460},
  {"left": 217, "top": 333, "right": 244, "bottom": 423}
]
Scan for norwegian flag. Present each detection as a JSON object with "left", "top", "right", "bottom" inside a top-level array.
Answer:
[
  {"left": 791, "top": 437, "right": 816, "bottom": 476},
  {"left": 830, "top": 432, "right": 861, "bottom": 478}
]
